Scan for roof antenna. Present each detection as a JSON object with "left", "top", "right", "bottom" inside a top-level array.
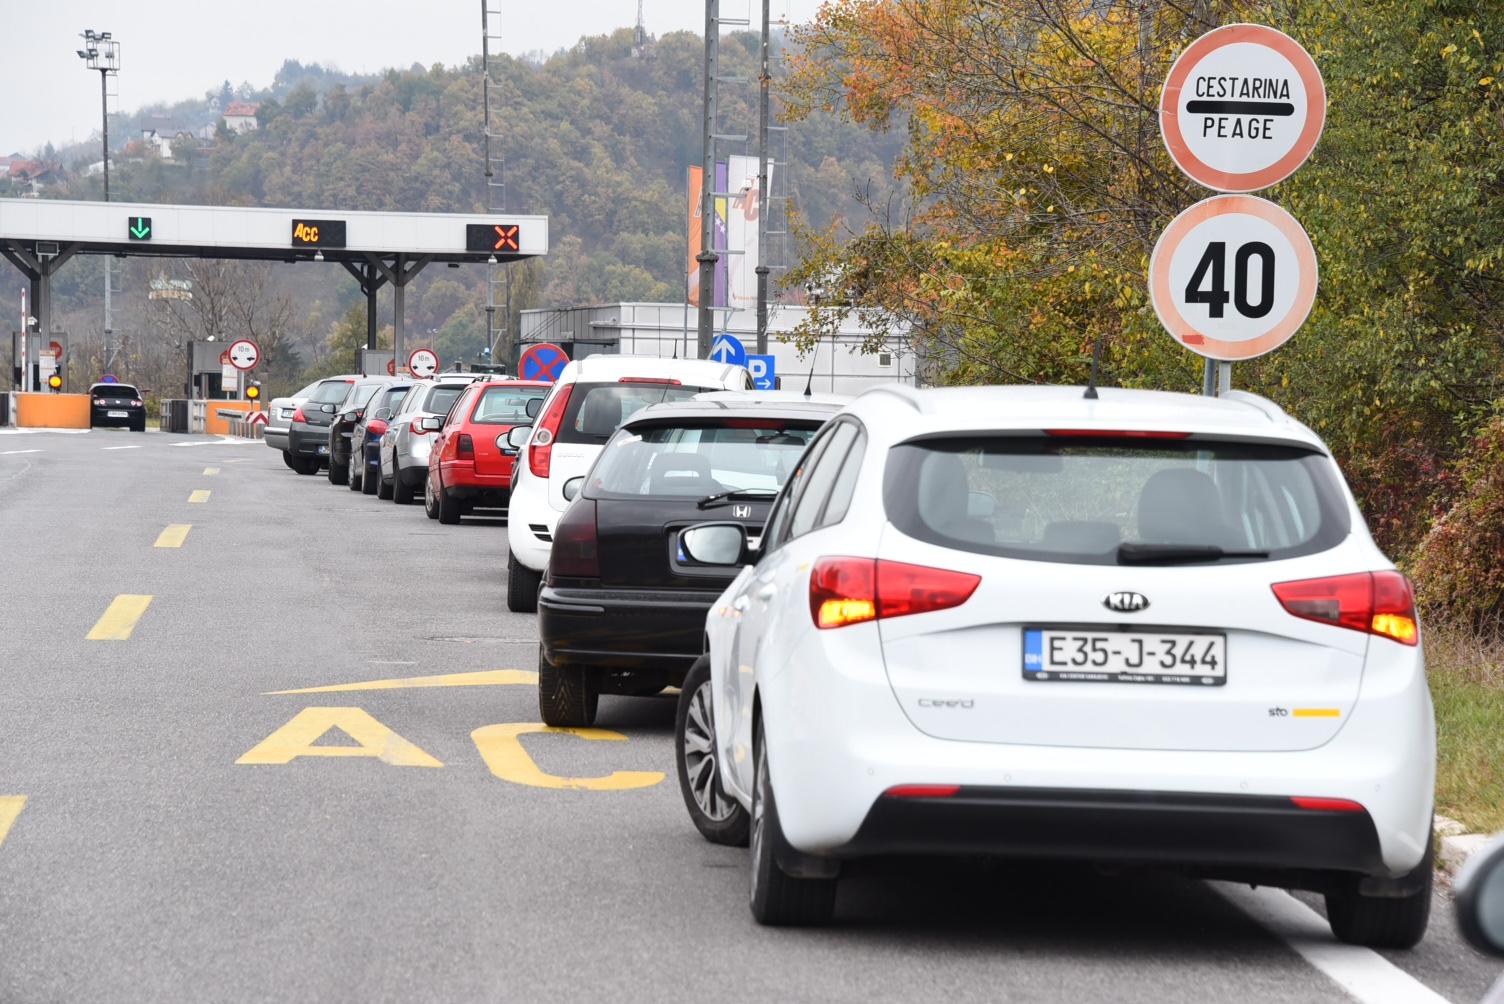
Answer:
[
  {"left": 1083, "top": 332, "right": 1104, "bottom": 400},
  {"left": 802, "top": 341, "right": 818, "bottom": 398}
]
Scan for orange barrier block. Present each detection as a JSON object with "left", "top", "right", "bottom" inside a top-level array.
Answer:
[
  {"left": 205, "top": 401, "right": 261, "bottom": 436},
  {"left": 16, "top": 393, "right": 91, "bottom": 429}
]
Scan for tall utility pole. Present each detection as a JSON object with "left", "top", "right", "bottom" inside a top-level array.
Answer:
[
  {"left": 695, "top": 0, "right": 720, "bottom": 360},
  {"left": 754, "top": 0, "right": 771, "bottom": 355},
  {"left": 481, "top": 2, "right": 513, "bottom": 370},
  {"left": 77, "top": 29, "right": 120, "bottom": 374}
]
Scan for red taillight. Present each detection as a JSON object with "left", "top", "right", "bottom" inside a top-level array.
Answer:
[
  {"left": 618, "top": 377, "right": 681, "bottom": 385},
  {"left": 410, "top": 418, "right": 430, "bottom": 435},
  {"left": 457, "top": 433, "right": 474, "bottom": 459},
  {"left": 130, "top": 399, "right": 143, "bottom": 407},
  {"left": 1271, "top": 571, "right": 1418, "bottom": 645},
  {"left": 1290, "top": 796, "right": 1365, "bottom": 813},
  {"left": 292, "top": 407, "right": 306, "bottom": 423},
  {"left": 884, "top": 784, "right": 960, "bottom": 799},
  {"left": 368, "top": 419, "right": 388, "bottom": 436},
  {"left": 550, "top": 499, "right": 599, "bottom": 578},
  {"left": 529, "top": 384, "right": 574, "bottom": 479},
  {"left": 1045, "top": 429, "right": 1191, "bottom": 439},
  {"left": 809, "top": 557, "right": 980, "bottom": 629}
]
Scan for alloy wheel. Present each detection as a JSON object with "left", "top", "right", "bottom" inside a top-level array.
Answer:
[{"left": 683, "top": 681, "right": 734, "bottom": 822}]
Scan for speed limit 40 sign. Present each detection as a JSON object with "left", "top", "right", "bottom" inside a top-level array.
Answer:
[{"left": 1149, "top": 195, "right": 1317, "bottom": 362}]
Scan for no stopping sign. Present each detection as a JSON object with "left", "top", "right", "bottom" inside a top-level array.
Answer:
[{"left": 1149, "top": 195, "right": 1318, "bottom": 362}]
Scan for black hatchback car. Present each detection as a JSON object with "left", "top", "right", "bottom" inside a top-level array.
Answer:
[
  {"left": 89, "top": 382, "right": 147, "bottom": 431},
  {"left": 536, "top": 395, "right": 845, "bottom": 726}
]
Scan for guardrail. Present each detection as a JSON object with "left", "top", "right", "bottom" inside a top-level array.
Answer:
[{"left": 216, "top": 408, "right": 265, "bottom": 440}]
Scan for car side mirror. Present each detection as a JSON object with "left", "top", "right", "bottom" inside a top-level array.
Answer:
[
  {"left": 320, "top": 403, "right": 336, "bottom": 414},
  {"left": 525, "top": 397, "right": 544, "bottom": 419},
  {"left": 1456, "top": 835, "right": 1504, "bottom": 957},
  {"left": 506, "top": 425, "right": 532, "bottom": 450},
  {"left": 680, "top": 523, "right": 748, "bottom": 566},
  {"left": 374, "top": 408, "right": 390, "bottom": 421},
  {"left": 562, "top": 476, "right": 584, "bottom": 502},
  {"left": 419, "top": 416, "right": 444, "bottom": 432}
]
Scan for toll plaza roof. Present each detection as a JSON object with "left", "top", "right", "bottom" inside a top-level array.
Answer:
[{"left": 0, "top": 197, "right": 547, "bottom": 265}]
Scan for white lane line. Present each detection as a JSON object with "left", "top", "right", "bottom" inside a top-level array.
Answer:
[
  {"left": 102, "top": 445, "right": 143, "bottom": 451},
  {"left": 1213, "top": 884, "right": 1451, "bottom": 1004},
  {"left": 1, "top": 449, "right": 41, "bottom": 455}
]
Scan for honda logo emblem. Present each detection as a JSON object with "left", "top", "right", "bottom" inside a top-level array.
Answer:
[
  {"left": 733, "top": 504, "right": 752, "bottom": 519},
  {"left": 1103, "top": 591, "right": 1150, "bottom": 613}
]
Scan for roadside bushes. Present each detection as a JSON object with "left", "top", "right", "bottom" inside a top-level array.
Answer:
[{"left": 1411, "top": 411, "right": 1504, "bottom": 636}]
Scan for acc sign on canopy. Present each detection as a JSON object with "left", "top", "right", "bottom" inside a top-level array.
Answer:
[{"left": 1160, "top": 23, "right": 1325, "bottom": 192}]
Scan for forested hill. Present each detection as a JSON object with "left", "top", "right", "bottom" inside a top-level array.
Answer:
[{"left": 29, "top": 27, "right": 902, "bottom": 311}]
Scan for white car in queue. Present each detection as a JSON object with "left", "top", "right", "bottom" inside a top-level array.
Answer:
[
  {"left": 673, "top": 384, "right": 1435, "bottom": 946},
  {"left": 504, "top": 355, "right": 753, "bottom": 612}
]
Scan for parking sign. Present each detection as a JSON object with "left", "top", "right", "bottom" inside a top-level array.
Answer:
[{"left": 747, "top": 354, "right": 776, "bottom": 391}]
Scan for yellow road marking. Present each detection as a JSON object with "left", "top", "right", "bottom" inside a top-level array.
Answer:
[
  {"left": 472, "top": 723, "right": 664, "bottom": 791},
  {"left": 267, "top": 669, "right": 538, "bottom": 695},
  {"left": 154, "top": 524, "right": 192, "bottom": 548},
  {"left": 86, "top": 595, "right": 153, "bottom": 640},
  {"left": 0, "top": 796, "right": 25, "bottom": 850},
  {"left": 203, "top": 466, "right": 220, "bottom": 475},
  {"left": 188, "top": 489, "right": 211, "bottom": 503},
  {"left": 1293, "top": 708, "right": 1342, "bottom": 718},
  {"left": 236, "top": 707, "right": 442, "bottom": 767}
]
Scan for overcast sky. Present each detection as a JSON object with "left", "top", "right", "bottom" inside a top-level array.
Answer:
[{"left": 3, "top": 0, "right": 823, "bottom": 155}]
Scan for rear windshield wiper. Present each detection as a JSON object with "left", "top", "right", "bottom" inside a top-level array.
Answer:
[
  {"left": 698, "top": 488, "right": 778, "bottom": 510},
  {"left": 1116, "top": 543, "right": 1270, "bottom": 565}
]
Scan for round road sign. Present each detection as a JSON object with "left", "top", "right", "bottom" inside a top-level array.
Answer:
[
  {"left": 49, "top": 340, "right": 64, "bottom": 360},
  {"left": 386, "top": 358, "right": 396, "bottom": 377},
  {"left": 518, "top": 343, "right": 568, "bottom": 383},
  {"left": 1149, "top": 194, "right": 1317, "bottom": 362},
  {"left": 408, "top": 348, "right": 439, "bottom": 379},
  {"left": 1160, "top": 23, "right": 1325, "bottom": 193},
  {"left": 227, "top": 338, "right": 261, "bottom": 371}
]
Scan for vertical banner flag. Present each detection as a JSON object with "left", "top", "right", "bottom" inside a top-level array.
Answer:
[
  {"left": 686, "top": 166, "right": 704, "bottom": 307},
  {"left": 726, "top": 155, "right": 775, "bottom": 309},
  {"left": 714, "top": 161, "right": 729, "bottom": 308}
]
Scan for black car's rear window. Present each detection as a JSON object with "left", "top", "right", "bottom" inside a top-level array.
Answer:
[
  {"left": 883, "top": 435, "right": 1351, "bottom": 565},
  {"left": 93, "top": 386, "right": 139, "bottom": 399},
  {"left": 557, "top": 383, "right": 710, "bottom": 445},
  {"left": 589, "top": 420, "right": 820, "bottom": 498},
  {"left": 310, "top": 380, "right": 354, "bottom": 404}
]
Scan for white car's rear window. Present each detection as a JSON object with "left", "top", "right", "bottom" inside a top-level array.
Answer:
[{"left": 883, "top": 436, "right": 1351, "bottom": 565}]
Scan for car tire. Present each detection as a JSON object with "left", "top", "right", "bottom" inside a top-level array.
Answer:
[
  {"left": 675, "top": 655, "right": 750, "bottom": 847},
  {"left": 436, "top": 478, "right": 462, "bottom": 525},
  {"left": 281, "top": 450, "right": 296, "bottom": 470},
  {"left": 423, "top": 476, "right": 440, "bottom": 519},
  {"left": 749, "top": 717, "right": 837, "bottom": 926},
  {"left": 377, "top": 474, "right": 394, "bottom": 500},
  {"left": 349, "top": 468, "right": 363, "bottom": 492},
  {"left": 361, "top": 466, "right": 378, "bottom": 494},
  {"left": 507, "top": 550, "right": 541, "bottom": 613},
  {"left": 394, "top": 473, "right": 415, "bottom": 505},
  {"left": 130, "top": 417, "right": 146, "bottom": 432},
  {"left": 537, "top": 647, "right": 598, "bottom": 727},
  {"left": 328, "top": 457, "right": 348, "bottom": 486},
  {"left": 1324, "top": 839, "right": 1433, "bottom": 949},
  {"left": 292, "top": 456, "right": 321, "bottom": 476}
]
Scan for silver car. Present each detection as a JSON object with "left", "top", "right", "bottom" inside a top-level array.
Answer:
[
  {"left": 264, "top": 377, "right": 342, "bottom": 465},
  {"left": 377, "top": 374, "right": 489, "bottom": 504}
]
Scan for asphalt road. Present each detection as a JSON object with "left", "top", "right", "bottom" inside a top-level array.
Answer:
[{"left": 0, "top": 427, "right": 1499, "bottom": 1003}]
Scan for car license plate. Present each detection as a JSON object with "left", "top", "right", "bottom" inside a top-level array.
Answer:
[
  {"left": 280, "top": 409, "right": 294, "bottom": 419},
  {"left": 316, "top": 444, "right": 328, "bottom": 456},
  {"left": 107, "top": 410, "right": 129, "bottom": 418},
  {"left": 1023, "top": 628, "right": 1226, "bottom": 686}
]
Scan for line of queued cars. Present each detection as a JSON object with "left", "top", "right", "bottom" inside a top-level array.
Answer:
[{"left": 262, "top": 354, "right": 1439, "bottom": 950}]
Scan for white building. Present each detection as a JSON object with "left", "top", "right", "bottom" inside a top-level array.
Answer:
[
  {"left": 222, "top": 101, "right": 260, "bottom": 134},
  {"left": 519, "top": 302, "right": 921, "bottom": 396}
]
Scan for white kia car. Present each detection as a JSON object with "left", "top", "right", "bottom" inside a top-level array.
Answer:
[
  {"left": 504, "top": 355, "right": 752, "bottom": 612},
  {"left": 673, "top": 384, "right": 1435, "bottom": 947}
]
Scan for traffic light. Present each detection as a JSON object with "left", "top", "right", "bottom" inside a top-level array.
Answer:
[
  {"left": 47, "top": 373, "right": 62, "bottom": 391},
  {"left": 246, "top": 381, "right": 261, "bottom": 401}
]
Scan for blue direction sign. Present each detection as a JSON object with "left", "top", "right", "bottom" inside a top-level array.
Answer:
[
  {"left": 518, "top": 342, "right": 569, "bottom": 383},
  {"left": 747, "top": 354, "right": 776, "bottom": 390},
  {"left": 709, "top": 333, "right": 747, "bottom": 367}
]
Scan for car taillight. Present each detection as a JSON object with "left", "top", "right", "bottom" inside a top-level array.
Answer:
[
  {"left": 457, "top": 433, "right": 474, "bottom": 459},
  {"left": 368, "top": 419, "right": 388, "bottom": 436},
  {"left": 292, "top": 407, "right": 306, "bottom": 423},
  {"left": 550, "top": 499, "right": 599, "bottom": 578},
  {"left": 529, "top": 384, "right": 574, "bottom": 479},
  {"left": 1045, "top": 429, "right": 1191, "bottom": 439},
  {"left": 130, "top": 399, "right": 143, "bottom": 407},
  {"left": 410, "top": 418, "right": 430, "bottom": 435},
  {"left": 884, "top": 784, "right": 960, "bottom": 799},
  {"left": 809, "top": 557, "right": 981, "bottom": 629},
  {"left": 1290, "top": 796, "right": 1365, "bottom": 812},
  {"left": 618, "top": 377, "right": 681, "bottom": 385},
  {"left": 1271, "top": 571, "right": 1418, "bottom": 645}
]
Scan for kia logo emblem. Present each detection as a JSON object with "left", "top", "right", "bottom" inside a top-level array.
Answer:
[
  {"left": 733, "top": 504, "right": 752, "bottom": 518},
  {"left": 1104, "top": 591, "right": 1149, "bottom": 613}
]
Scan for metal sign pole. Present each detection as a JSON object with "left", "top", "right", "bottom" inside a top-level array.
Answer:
[{"left": 1202, "top": 359, "right": 1216, "bottom": 396}]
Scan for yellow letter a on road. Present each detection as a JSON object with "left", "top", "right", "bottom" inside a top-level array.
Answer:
[{"left": 236, "top": 707, "right": 442, "bottom": 767}]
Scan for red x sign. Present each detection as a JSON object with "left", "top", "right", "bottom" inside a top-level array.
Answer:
[{"left": 492, "top": 225, "right": 519, "bottom": 252}]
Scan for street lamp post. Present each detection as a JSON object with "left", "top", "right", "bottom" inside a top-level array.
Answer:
[{"left": 77, "top": 30, "right": 120, "bottom": 373}]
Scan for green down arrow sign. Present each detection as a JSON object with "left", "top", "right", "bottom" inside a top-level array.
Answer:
[{"left": 128, "top": 217, "right": 152, "bottom": 240}]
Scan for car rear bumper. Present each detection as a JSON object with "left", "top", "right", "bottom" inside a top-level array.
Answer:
[
  {"left": 538, "top": 584, "right": 720, "bottom": 678},
  {"left": 840, "top": 786, "right": 1386, "bottom": 881},
  {"left": 287, "top": 425, "right": 331, "bottom": 457},
  {"left": 439, "top": 463, "right": 508, "bottom": 491},
  {"left": 264, "top": 427, "right": 290, "bottom": 451},
  {"left": 90, "top": 408, "right": 144, "bottom": 427}
]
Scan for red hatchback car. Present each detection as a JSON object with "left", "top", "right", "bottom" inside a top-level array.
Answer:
[{"left": 426, "top": 379, "right": 551, "bottom": 524}]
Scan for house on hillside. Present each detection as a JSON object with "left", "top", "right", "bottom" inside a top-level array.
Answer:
[
  {"left": 6, "top": 158, "right": 60, "bottom": 195},
  {"left": 222, "top": 101, "right": 260, "bottom": 134},
  {"left": 140, "top": 116, "right": 199, "bottom": 159}
]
